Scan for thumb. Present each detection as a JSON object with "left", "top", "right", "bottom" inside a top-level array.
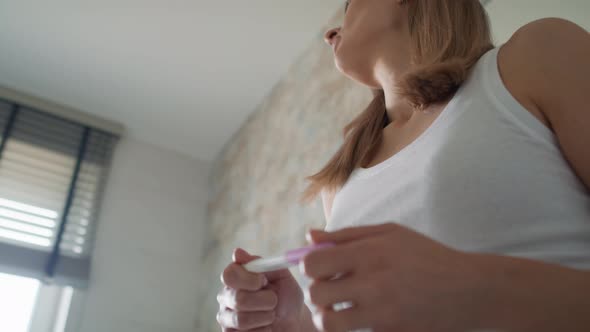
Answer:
[
  {"left": 233, "top": 248, "right": 292, "bottom": 284},
  {"left": 233, "top": 248, "right": 261, "bottom": 265}
]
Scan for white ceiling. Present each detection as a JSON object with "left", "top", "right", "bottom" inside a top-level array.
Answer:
[{"left": 0, "top": 0, "right": 342, "bottom": 161}]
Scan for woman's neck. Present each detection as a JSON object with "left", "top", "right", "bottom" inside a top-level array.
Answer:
[
  {"left": 383, "top": 87, "right": 415, "bottom": 124},
  {"left": 374, "top": 57, "right": 416, "bottom": 124}
]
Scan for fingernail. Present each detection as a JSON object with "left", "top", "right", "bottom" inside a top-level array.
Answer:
[
  {"left": 299, "top": 259, "right": 306, "bottom": 276},
  {"left": 302, "top": 286, "right": 310, "bottom": 303},
  {"left": 312, "top": 311, "right": 324, "bottom": 330},
  {"left": 262, "top": 276, "right": 269, "bottom": 287}
]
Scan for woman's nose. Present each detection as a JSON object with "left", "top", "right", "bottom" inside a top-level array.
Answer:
[{"left": 324, "top": 27, "right": 341, "bottom": 46}]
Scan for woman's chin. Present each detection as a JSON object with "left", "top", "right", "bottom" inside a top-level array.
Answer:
[
  {"left": 334, "top": 58, "right": 346, "bottom": 75},
  {"left": 334, "top": 59, "right": 378, "bottom": 88},
  {"left": 334, "top": 56, "right": 355, "bottom": 77}
]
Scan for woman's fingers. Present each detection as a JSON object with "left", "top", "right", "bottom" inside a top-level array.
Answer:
[
  {"left": 221, "top": 262, "right": 268, "bottom": 291},
  {"left": 306, "top": 275, "right": 364, "bottom": 309},
  {"left": 216, "top": 307, "right": 275, "bottom": 330},
  {"left": 218, "top": 286, "right": 278, "bottom": 311},
  {"left": 217, "top": 249, "right": 277, "bottom": 330},
  {"left": 221, "top": 248, "right": 267, "bottom": 291},
  {"left": 312, "top": 305, "right": 373, "bottom": 332},
  {"left": 300, "top": 241, "right": 362, "bottom": 280},
  {"left": 223, "top": 327, "right": 271, "bottom": 332}
]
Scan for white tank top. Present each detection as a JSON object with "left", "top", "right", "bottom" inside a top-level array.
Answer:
[{"left": 325, "top": 46, "right": 590, "bottom": 270}]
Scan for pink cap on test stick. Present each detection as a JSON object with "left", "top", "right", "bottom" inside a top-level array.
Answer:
[{"left": 285, "top": 242, "right": 335, "bottom": 265}]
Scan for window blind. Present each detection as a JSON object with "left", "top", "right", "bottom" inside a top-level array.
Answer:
[{"left": 0, "top": 99, "right": 118, "bottom": 288}]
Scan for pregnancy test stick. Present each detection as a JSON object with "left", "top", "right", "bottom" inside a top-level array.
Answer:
[{"left": 243, "top": 242, "right": 335, "bottom": 273}]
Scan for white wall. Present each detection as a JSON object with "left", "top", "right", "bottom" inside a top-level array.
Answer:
[
  {"left": 486, "top": 0, "right": 590, "bottom": 44},
  {"left": 71, "top": 137, "right": 211, "bottom": 332}
]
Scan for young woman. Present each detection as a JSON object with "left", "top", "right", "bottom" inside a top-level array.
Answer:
[{"left": 217, "top": 0, "right": 590, "bottom": 331}]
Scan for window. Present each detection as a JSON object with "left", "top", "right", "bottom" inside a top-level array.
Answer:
[
  {"left": 0, "top": 272, "right": 39, "bottom": 332},
  {"left": 0, "top": 95, "right": 119, "bottom": 331}
]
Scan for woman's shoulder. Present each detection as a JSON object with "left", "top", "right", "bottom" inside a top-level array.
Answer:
[
  {"left": 497, "top": 17, "right": 588, "bottom": 132},
  {"left": 500, "top": 18, "right": 586, "bottom": 66}
]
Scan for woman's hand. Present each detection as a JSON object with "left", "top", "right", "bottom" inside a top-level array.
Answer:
[
  {"left": 300, "top": 223, "right": 486, "bottom": 332},
  {"left": 217, "top": 248, "right": 310, "bottom": 332}
]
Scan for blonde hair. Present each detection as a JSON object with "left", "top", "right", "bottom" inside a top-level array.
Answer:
[{"left": 303, "top": 0, "right": 494, "bottom": 202}]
